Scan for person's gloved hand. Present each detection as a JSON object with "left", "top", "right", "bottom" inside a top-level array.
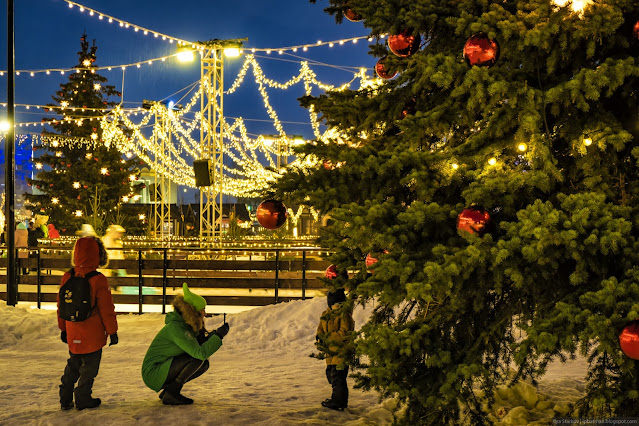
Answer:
[
  {"left": 60, "top": 331, "right": 67, "bottom": 343},
  {"left": 214, "top": 323, "right": 230, "bottom": 339},
  {"left": 109, "top": 333, "right": 119, "bottom": 346}
]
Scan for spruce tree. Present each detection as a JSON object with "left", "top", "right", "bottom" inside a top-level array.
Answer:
[
  {"left": 274, "top": 1, "right": 639, "bottom": 422},
  {"left": 25, "top": 34, "right": 139, "bottom": 235}
]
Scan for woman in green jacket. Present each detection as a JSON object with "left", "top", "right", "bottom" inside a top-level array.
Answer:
[{"left": 142, "top": 284, "right": 229, "bottom": 405}]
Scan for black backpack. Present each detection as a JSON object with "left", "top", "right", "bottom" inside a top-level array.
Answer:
[{"left": 58, "top": 269, "right": 101, "bottom": 322}]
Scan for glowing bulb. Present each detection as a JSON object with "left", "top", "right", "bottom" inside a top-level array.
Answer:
[
  {"left": 488, "top": 157, "right": 497, "bottom": 166},
  {"left": 86, "top": 153, "right": 92, "bottom": 159},
  {"left": 82, "top": 59, "right": 91, "bottom": 67},
  {"left": 0, "top": 121, "right": 10, "bottom": 132},
  {"left": 583, "top": 136, "right": 592, "bottom": 146},
  {"left": 224, "top": 47, "right": 241, "bottom": 57},
  {"left": 94, "top": 83, "right": 101, "bottom": 90},
  {"left": 100, "top": 167, "right": 108, "bottom": 175},
  {"left": 518, "top": 143, "right": 527, "bottom": 152},
  {"left": 35, "top": 162, "right": 43, "bottom": 169},
  {"left": 129, "top": 174, "right": 137, "bottom": 181},
  {"left": 451, "top": 163, "right": 459, "bottom": 170},
  {"left": 55, "top": 151, "right": 62, "bottom": 157},
  {"left": 122, "top": 196, "right": 130, "bottom": 202},
  {"left": 91, "top": 133, "right": 98, "bottom": 140},
  {"left": 52, "top": 197, "right": 59, "bottom": 204},
  {"left": 75, "top": 210, "right": 83, "bottom": 217},
  {"left": 139, "top": 214, "right": 146, "bottom": 220},
  {"left": 177, "top": 49, "right": 194, "bottom": 62},
  {"left": 73, "top": 182, "right": 81, "bottom": 189},
  {"left": 125, "top": 152, "right": 133, "bottom": 158}
]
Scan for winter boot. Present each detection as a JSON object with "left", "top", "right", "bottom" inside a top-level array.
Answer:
[
  {"left": 322, "top": 399, "right": 346, "bottom": 411},
  {"left": 59, "top": 384, "right": 74, "bottom": 410},
  {"left": 75, "top": 397, "right": 101, "bottom": 411},
  {"left": 161, "top": 381, "right": 193, "bottom": 405}
]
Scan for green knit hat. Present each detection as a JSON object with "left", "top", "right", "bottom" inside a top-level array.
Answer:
[{"left": 182, "top": 283, "right": 206, "bottom": 311}]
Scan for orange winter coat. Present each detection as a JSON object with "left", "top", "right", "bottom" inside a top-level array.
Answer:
[{"left": 57, "top": 238, "right": 118, "bottom": 354}]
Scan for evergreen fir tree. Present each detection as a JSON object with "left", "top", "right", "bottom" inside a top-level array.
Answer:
[
  {"left": 25, "top": 33, "right": 140, "bottom": 235},
  {"left": 274, "top": 1, "right": 639, "bottom": 422}
]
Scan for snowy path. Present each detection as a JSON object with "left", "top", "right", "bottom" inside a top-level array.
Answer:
[{"left": 0, "top": 298, "right": 585, "bottom": 425}]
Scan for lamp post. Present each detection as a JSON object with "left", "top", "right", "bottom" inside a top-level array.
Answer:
[
  {"left": 6, "top": 0, "right": 17, "bottom": 305},
  {"left": 195, "top": 38, "right": 246, "bottom": 244}
]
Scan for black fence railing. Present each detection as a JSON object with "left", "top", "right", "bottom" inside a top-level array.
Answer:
[{"left": 0, "top": 247, "right": 333, "bottom": 314}]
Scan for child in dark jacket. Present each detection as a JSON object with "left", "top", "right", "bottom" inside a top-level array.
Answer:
[
  {"left": 57, "top": 237, "right": 118, "bottom": 411},
  {"left": 316, "top": 288, "right": 355, "bottom": 411}
]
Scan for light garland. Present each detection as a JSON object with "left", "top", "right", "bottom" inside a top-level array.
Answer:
[
  {"left": 0, "top": 53, "right": 178, "bottom": 76},
  {"left": 63, "top": 0, "right": 370, "bottom": 54}
]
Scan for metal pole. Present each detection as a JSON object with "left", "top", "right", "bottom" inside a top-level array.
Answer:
[
  {"left": 301, "top": 250, "right": 307, "bottom": 300},
  {"left": 138, "top": 250, "right": 143, "bottom": 314},
  {"left": 162, "top": 248, "right": 167, "bottom": 314},
  {"left": 5, "top": 0, "right": 17, "bottom": 306},
  {"left": 36, "top": 249, "right": 42, "bottom": 308},
  {"left": 274, "top": 249, "right": 280, "bottom": 303}
]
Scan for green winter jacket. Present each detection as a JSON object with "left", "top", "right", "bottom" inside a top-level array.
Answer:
[{"left": 141, "top": 311, "right": 222, "bottom": 391}]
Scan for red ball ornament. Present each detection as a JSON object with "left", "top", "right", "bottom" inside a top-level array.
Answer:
[
  {"left": 388, "top": 29, "right": 421, "bottom": 57},
  {"left": 463, "top": 33, "right": 500, "bottom": 67},
  {"left": 256, "top": 199, "right": 288, "bottom": 230},
  {"left": 375, "top": 57, "right": 397, "bottom": 80},
  {"left": 344, "top": 8, "right": 362, "bottom": 22},
  {"left": 365, "top": 253, "right": 378, "bottom": 268},
  {"left": 620, "top": 320, "right": 639, "bottom": 360},
  {"left": 457, "top": 206, "right": 491, "bottom": 235},
  {"left": 634, "top": 21, "right": 639, "bottom": 40},
  {"left": 325, "top": 265, "right": 339, "bottom": 279}
]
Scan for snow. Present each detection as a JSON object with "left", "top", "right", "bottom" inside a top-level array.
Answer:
[{"left": 0, "top": 298, "right": 586, "bottom": 425}]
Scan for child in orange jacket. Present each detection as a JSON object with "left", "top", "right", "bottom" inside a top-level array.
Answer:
[{"left": 57, "top": 237, "right": 118, "bottom": 411}]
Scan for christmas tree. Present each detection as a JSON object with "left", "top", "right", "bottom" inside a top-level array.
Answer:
[
  {"left": 25, "top": 34, "right": 140, "bottom": 235},
  {"left": 274, "top": 1, "right": 639, "bottom": 422}
]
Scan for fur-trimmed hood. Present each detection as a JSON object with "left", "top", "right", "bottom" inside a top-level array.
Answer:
[{"left": 171, "top": 294, "right": 204, "bottom": 333}]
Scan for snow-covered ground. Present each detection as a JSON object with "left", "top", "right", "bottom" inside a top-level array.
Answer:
[{"left": 0, "top": 298, "right": 586, "bottom": 425}]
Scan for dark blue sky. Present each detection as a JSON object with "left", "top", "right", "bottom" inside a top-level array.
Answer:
[{"left": 0, "top": 0, "right": 374, "bottom": 140}]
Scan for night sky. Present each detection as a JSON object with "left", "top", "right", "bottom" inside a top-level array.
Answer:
[{"left": 0, "top": 0, "right": 374, "bottom": 140}]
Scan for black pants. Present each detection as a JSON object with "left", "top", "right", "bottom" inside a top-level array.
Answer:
[
  {"left": 163, "top": 353, "right": 209, "bottom": 388},
  {"left": 60, "top": 349, "right": 102, "bottom": 405},
  {"left": 326, "top": 365, "right": 349, "bottom": 407}
]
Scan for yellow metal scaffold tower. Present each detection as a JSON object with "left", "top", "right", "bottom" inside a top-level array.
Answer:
[{"left": 198, "top": 39, "right": 245, "bottom": 243}]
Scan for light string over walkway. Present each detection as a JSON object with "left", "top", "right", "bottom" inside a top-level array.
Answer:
[
  {"left": 62, "top": 0, "right": 370, "bottom": 54},
  {"left": 99, "top": 54, "right": 376, "bottom": 197}
]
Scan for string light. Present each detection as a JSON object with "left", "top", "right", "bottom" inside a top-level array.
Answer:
[
  {"left": 63, "top": 0, "right": 369, "bottom": 54},
  {"left": 0, "top": 53, "right": 179, "bottom": 76},
  {"left": 517, "top": 143, "right": 527, "bottom": 152}
]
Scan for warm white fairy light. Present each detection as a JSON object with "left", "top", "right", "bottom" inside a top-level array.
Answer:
[
  {"left": 91, "top": 132, "right": 98, "bottom": 140},
  {"left": 0, "top": 53, "right": 177, "bottom": 76},
  {"left": 35, "top": 162, "right": 43, "bottom": 169},
  {"left": 583, "top": 136, "right": 593, "bottom": 146},
  {"left": 488, "top": 157, "right": 497, "bottom": 166},
  {"left": 100, "top": 167, "right": 108, "bottom": 175},
  {"left": 51, "top": 197, "right": 59, "bottom": 204},
  {"left": 75, "top": 210, "right": 83, "bottom": 217},
  {"left": 62, "top": 1, "right": 370, "bottom": 56},
  {"left": 518, "top": 143, "right": 527, "bottom": 152},
  {"left": 94, "top": 83, "right": 101, "bottom": 90},
  {"left": 73, "top": 182, "right": 81, "bottom": 189},
  {"left": 552, "top": 0, "right": 593, "bottom": 13}
]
